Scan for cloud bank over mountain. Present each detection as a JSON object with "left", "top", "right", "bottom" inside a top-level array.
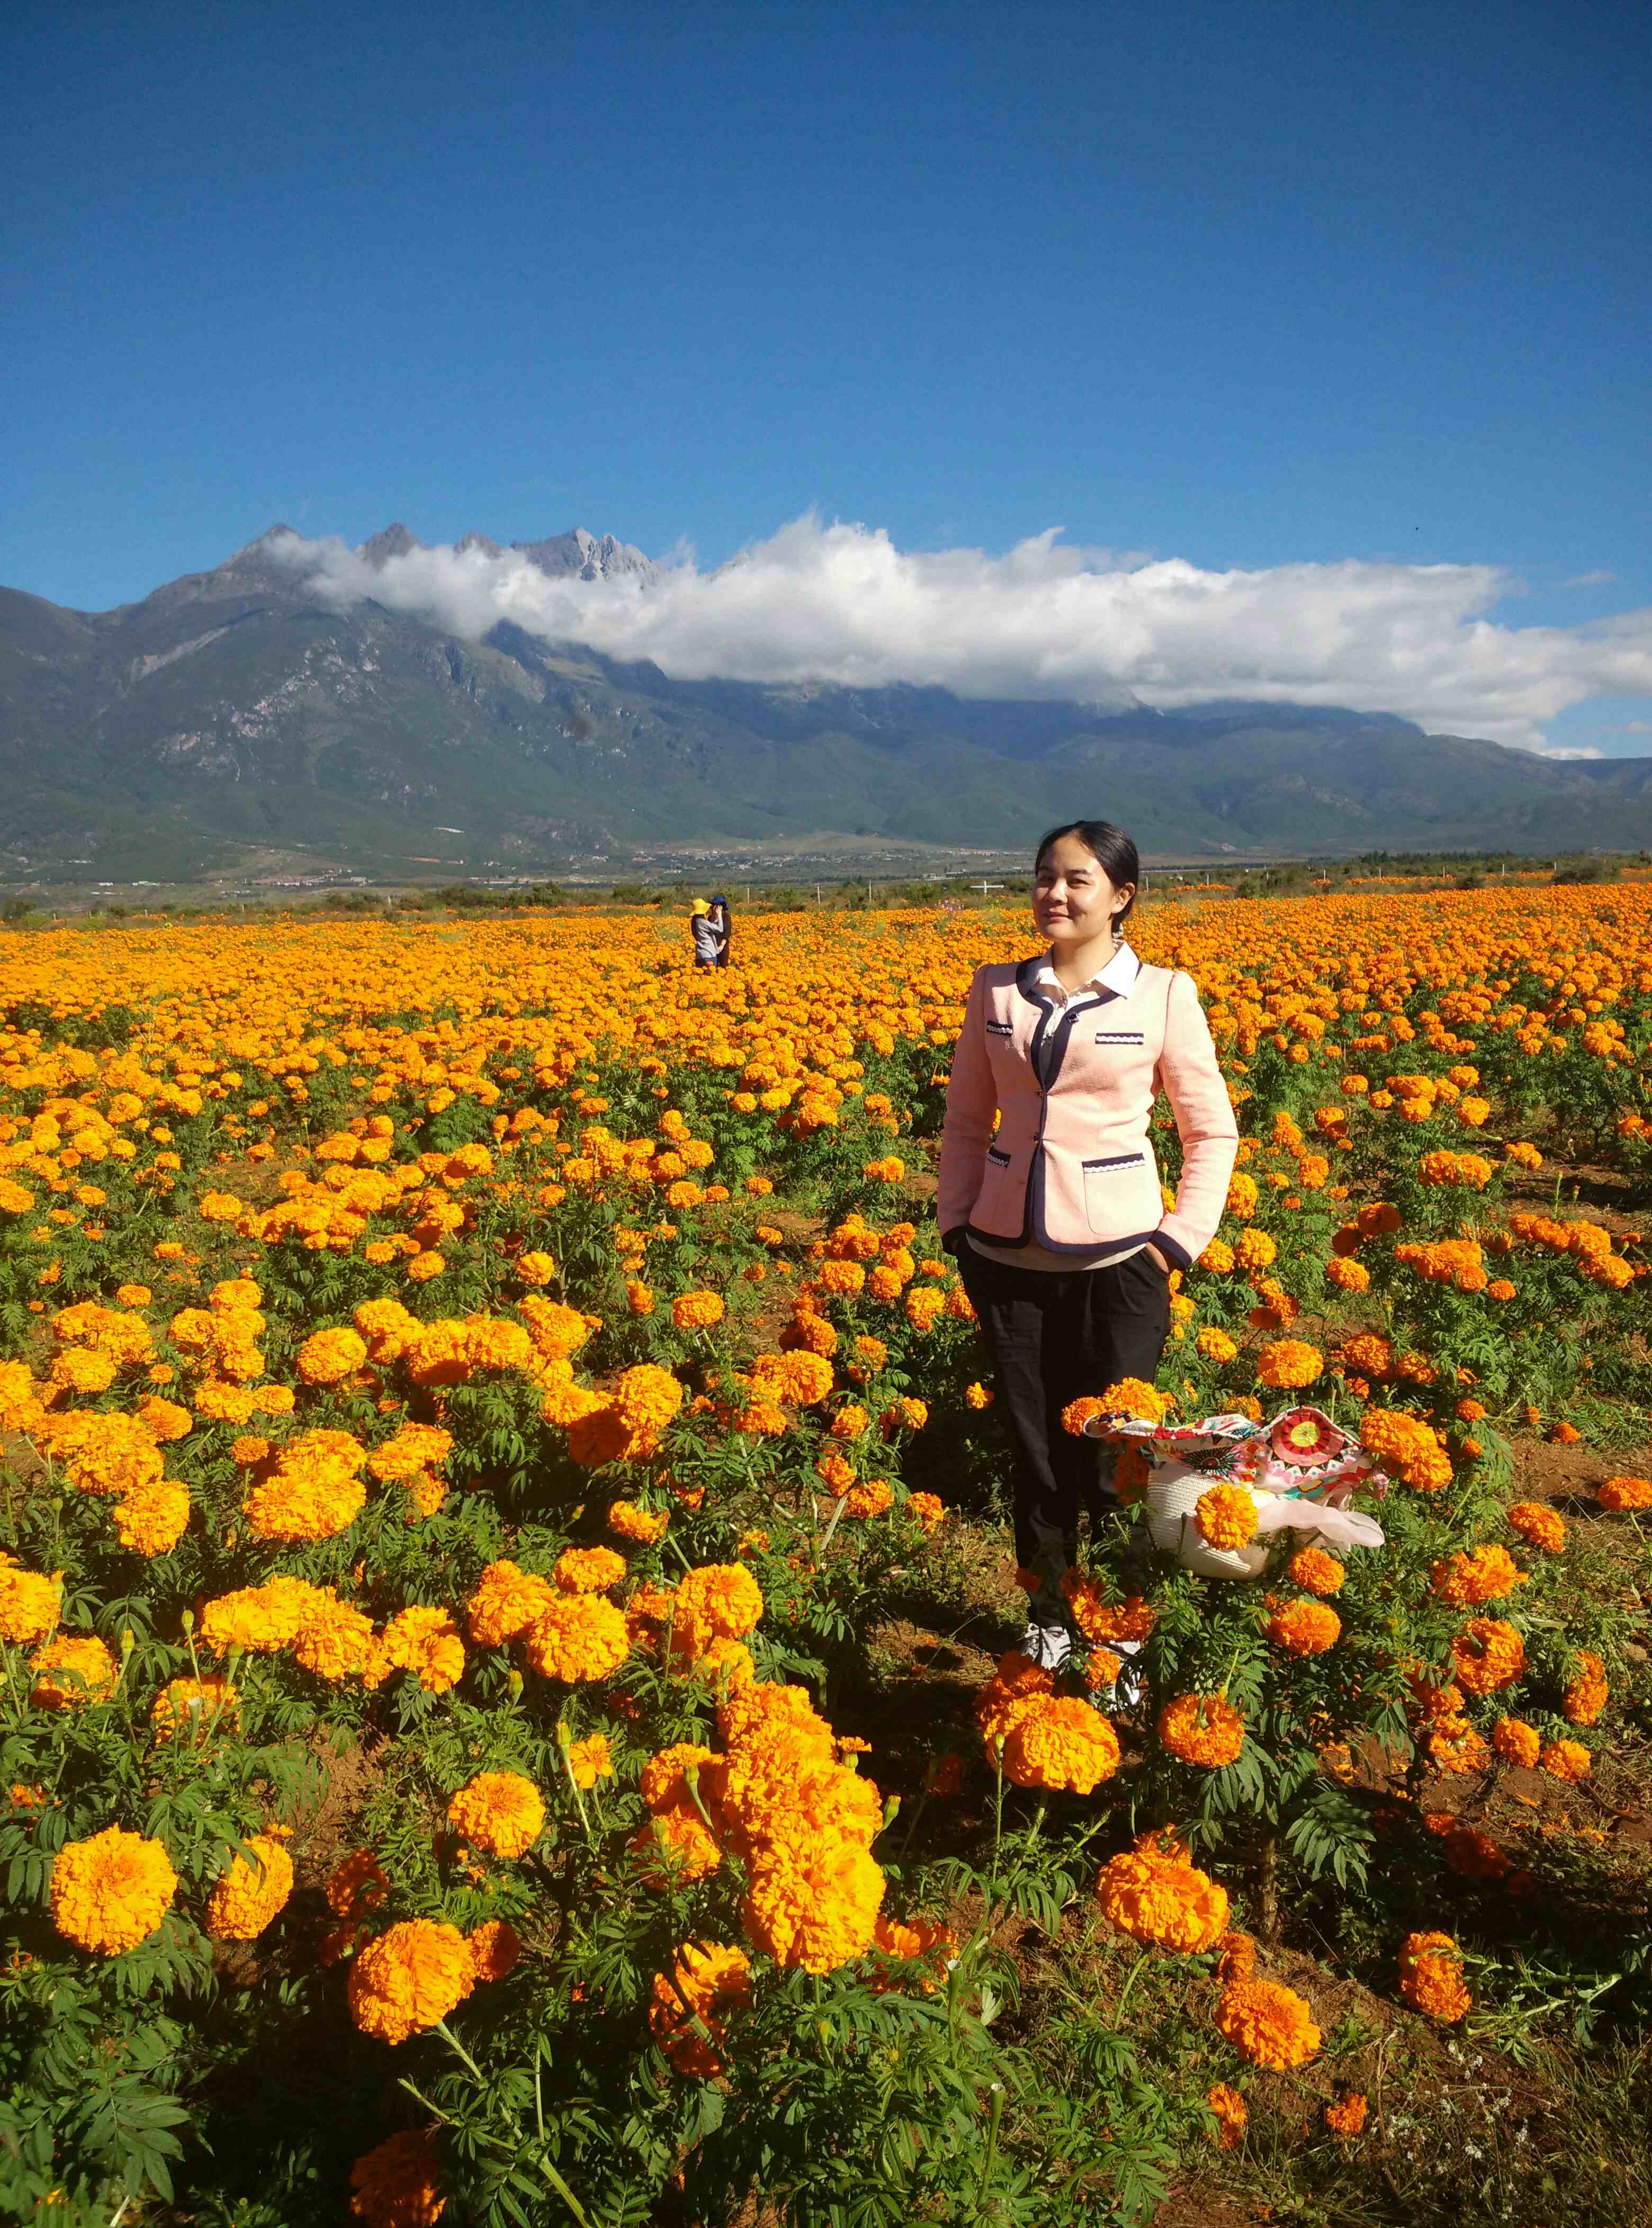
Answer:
[{"left": 269, "top": 515, "right": 1652, "bottom": 752}]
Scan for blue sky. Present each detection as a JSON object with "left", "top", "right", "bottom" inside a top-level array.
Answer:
[{"left": 4, "top": 0, "right": 1648, "bottom": 753}]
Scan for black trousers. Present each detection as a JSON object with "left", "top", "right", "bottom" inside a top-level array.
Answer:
[{"left": 957, "top": 1245, "right": 1170, "bottom": 1611}]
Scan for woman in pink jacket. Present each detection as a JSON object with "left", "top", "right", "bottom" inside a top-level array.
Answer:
[{"left": 938, "top": 819, "right": 1238, "bottom": 1671}]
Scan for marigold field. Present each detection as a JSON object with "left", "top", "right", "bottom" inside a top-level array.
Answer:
[{"left": 3, "top": 887, "right": 1651, "bottom": 2227}]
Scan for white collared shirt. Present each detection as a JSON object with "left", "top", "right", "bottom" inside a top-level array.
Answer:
[{"left": 1026, "top": 942, "right": 1141, "bottom": 1078}]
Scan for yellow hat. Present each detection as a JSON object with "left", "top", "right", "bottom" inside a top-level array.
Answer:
[{"left": 690, "top": 899, "right": 710, "bottom": 916}]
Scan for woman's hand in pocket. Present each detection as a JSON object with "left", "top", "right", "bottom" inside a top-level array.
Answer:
[{"left": 1143, "top": 1243, "right": 1172, "bottom": 1276}]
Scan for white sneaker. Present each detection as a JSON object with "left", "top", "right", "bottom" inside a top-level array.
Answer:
[
  {"left": 1020, "top": 1621, "right": 1072, "bottom": 1674},
  {"left": 1088, "top": 1638, "right": 1145, "bottom": 1714}
]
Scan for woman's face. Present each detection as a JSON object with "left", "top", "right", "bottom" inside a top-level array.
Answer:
[{"left": 1032, "top": 834, "right": 1132, "bottom": 948}]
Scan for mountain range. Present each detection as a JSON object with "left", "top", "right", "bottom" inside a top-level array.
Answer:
[{"left": 2, "top": 524, "right": 1648, "bottom": 884}]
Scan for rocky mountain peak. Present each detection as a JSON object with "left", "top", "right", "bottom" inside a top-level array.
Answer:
[
  {"left": 359, "top": 523, "right": 424, "bottom": 569},
  {"left": 511, "top": 528, "right": 658, "bottom": 587}
]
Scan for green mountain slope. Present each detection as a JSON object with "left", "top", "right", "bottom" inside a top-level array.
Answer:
[{"left": 2, "top": 530, "right": 1647, "bottom": 880}]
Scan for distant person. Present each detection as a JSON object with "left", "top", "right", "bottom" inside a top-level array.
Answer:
[
  {"left": 708, "top": 892, "right": 733, "bottom": 968},
  {"left": 937, "top": 819, "right": 1237, "bottom": 1681},
  {"left": 689, "top": 897, "right": 720, "bottom": 972}
]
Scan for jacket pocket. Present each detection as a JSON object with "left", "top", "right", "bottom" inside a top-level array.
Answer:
[
  {"left": 971, "top": 1144, "right": 1013, "bottom": 1225},
  {"left": 1081, "top": 1151, "right": 1147, "bottom": 1233}
]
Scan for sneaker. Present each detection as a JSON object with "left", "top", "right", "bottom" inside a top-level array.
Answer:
[
  {"left": 1020, "top": 1621, "right": 1072, "bottom": 1674},
  {"left": 1087, "top": 1639, "right": 1145, "bottom": 1716}
]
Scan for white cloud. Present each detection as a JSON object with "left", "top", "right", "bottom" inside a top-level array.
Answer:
[
  {"left": 1562, "top": 570, "right": 1617, "bottom": 589},
  {"left": 1532, "top": 744, "right": 1604, "bottom": 760},
  {"left": 268, "top": 515, "right": 1652, "bottom": 752}
]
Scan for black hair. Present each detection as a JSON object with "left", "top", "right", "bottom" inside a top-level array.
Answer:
[{"left": 1034, "top": 820, "right": 1140, "bottom": 924}]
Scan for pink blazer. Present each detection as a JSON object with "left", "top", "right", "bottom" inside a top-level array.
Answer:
[{"left": 937, "top": 952, "right": 1238, "bottom": 1271}]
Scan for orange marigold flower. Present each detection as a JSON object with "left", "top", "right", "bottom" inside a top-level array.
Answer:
[
  {"left": 1207, "top": 2082, "right": 1247, "bottom": 2149},
  {"left": 0, "top": 1559, "right": 62, "bottom": 1646},
  {"left": 671, "top": 1289, "right": 725, "bottom": 1330},
  {"left": 1563, "top": 1650, "right": 1608, "bottom": 1727},
  {"left": 1398, "top": 1929, "right": 1470, "bottom": 2022},
  {"left": 648, "top": 1940, "right": 753, "bottom": 2076},
  {"left": 1507, "top": 1502, "right": 1565, "bottom": 1552},
  {"left": 1215, "top": 1978, "right": 1321, "bottom": 2069},
  {"left": 607, "top": 1498, "right": 669, "bottom": 1544},
  {"left": 446, "top": 1771, "right": 545, "bottom": 1858},
  {"left": 1429, "top": 1544, "right": 1526, "bottom": 1606},
  {"left": 1265, "top": 1597, "right": 1341, "bottom": 1656},
  {"left": 524, "top": 1593, "right": 631, "bottom": 1683},
  {"left": 1157, "top": 1693, "right": 1246, "bottom": 1768},
  {"left": 554, "top": 1546, "right": 628, "bottom": 1595},
  {"left": 1196, "top": 1483, "right": 1259, "bottom": 1551},
  {"left": 1287, "top": 1546, "right": 1345, "bottom": 1596},
  {"left": 30, "top": 1634, "right": 119, "bottom": 1711},
  {"left": 1493, "top": 1715, "right": 1541, "bottom": 1767},
  {"left": 1540, "top": 1737, "right": 1591, "bottom": 1782},
  {"left": 1450, "top": 1617, "right": 1525, "bottom": 1696},
  {"left": 1324, "top": 2092, "right": 1368, "bottom": 2136},
  {"left": 348, "top": 2127, "right": 446, "bottom": 2228},
  {"left": 348, "top": 1920, "right": 474, "bottom": 2044},
  {"left": 1598, "top": 1475, "right": 1652, "bottom": 1512},
  {"left": 1000, "top": 1695, "right": 1121, "bottom": 1793},
  {"left": 465, "top": 1560, "right": 556, "bottom": 1647},
  {"left": 1097, "top": 1844, "right": 1229, "bottom": 1952},
  {"left": 466, "top": 1918, "right": 522, "bottom": 1983},
  {"left": 51, "top": 1823, "right": 178, "bottom": 1955},
  {"left": 366, "top": 1606, "right": 465, "bottom": 1695},
  {"left": 1256, "top": 1338, "right": 1323, "bottom": 1389}
]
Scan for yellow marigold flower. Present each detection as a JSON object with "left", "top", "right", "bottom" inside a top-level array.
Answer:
[
  {"left": 51, "top": 1823, "right": 178, "bottom": 1955},
  {"left": 447, "top": 1771, "right": 545, "bottom": 1858},
  {"left": 648, "top": 1940, "right": 754, "bottom": 2077},
  {"left": 1265, "top": 1597, "right": 1341, "bottom": 1656},
  {"left": 608, "top": 1498, "right": 668, "bottom": 1544},
  {"left": 1157, "top": 1693, "right": 1246, "bottom": 1767},
  {"left": 524, "top": 1593, "right": 631, "bottom": 1683},
  {"left": 348, "top": 2128, "right": 446, "bottom": 2228},
  {"left": 1397, "top": 1930, "right": 1470, "bottom": 2022},
  {"left": 150, "top": 1675, "right": 238, "bottom": 1741},
  {"left": 295, "top": 1326, "right": 369, "bottom": 1385},
  {"left": 465, "top": 1561, "right": 556, "bottom": 1647},
  {"left": 554, "top": 1546, "right": 629, "bottom": 1595},
  {"left": 112, "top": 1475, "right": 191, "bottom": 1557},
  {"left": 366, "top": 1423, "right": 454, "bottom": 1483},
  {"left": 206, "top": 1832, "right": 294, "bottom": 1940},
  {"left": 198, "top": 1574, "right": 326, "bottom": 1655},
  {"left": 673, "top": 1562, "right": 764, "bottom": 1658},
  {"left": 516, "top": 1250, "right": 557, "bottom": 1287},
  {"left": 1195, "top": 1326, "right": 1238, "bottom": 1363},
  {"left": 1196, "top": 1483, "right": 1258, "bottom": 1551},
  {"left": 743, "top": 1829, "right": 885, "bottom": 1974},
  {"left": 1256, "top": 1338, "right": 1323, "bottom": 1389},
  {"left": 30, "top": 1634, "right": 119, "bottom": 1710},
  {"left": 829, "top": 1402, "right": 868, "bottom": 1441},
  {"left": 1216, "top": 1977, "right": 1321, "bottom": 2068},
  {"left": 1097, "top": 1844, "right": 1229, "bottom": 1952},
  {"left": 348, "top": 1919, "right": 474, "bottom": 2044},
  {"left": 565, "top": 1733, "right": 614, "bottom": 1789},
  {"left": 0, "top": 1558, "right": 62, "bottom": 1645},
  {"left": 366, "top": 1605, "right": 465, "bottom": 1694},
  {"left": 1207, "top": 2082, "right": 1247, "bottom": 2149}
]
